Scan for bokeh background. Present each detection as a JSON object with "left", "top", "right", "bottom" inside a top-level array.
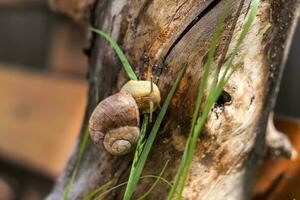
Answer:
[{"left": 0, "top": 1, "right": 299, "bottom": 199}]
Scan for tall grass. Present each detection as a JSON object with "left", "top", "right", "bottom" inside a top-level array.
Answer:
[
  {"left": 91, "top": 28, "right": 187, "bottom": 199},
  {"left": 64, "top": 1, "right": 259, "bottom": 197},
  {"left": 87, "top": 29, "right": 187, "bottom": 200},
  {"left": 123, "top": 65, "right": 188, "bottom": 200},
  {"left": 166, "top": 7, "right": 228, "bottom": 199},
  {"left": 137, "top": 160, "right": 169, "bottom": 200},
  {"left": 167, "top": 0, "right": 260, "bottom": 199},
  {"left": 91, "top": 28, "right": 138, "bottom": 81},
  {"left": 83, "top": 161, "right": 171, "bottom": 200},
  {"left": 63, "top": 128, "right": 90, "bottom": 200},
  {"left": 62, "top": 28, "right": 139, "bottom": 199}
]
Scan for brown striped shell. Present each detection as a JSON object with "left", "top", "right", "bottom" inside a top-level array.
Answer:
[{"left": 89, "top": 92, "right": 140, "bottom": 156}]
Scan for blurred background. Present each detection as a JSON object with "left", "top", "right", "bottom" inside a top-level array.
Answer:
[
  {"left": 0, "top": 0, "right": 88, "bottom": 199},
  {"left": 0, "top": 1, "right": 299, "bottom": 200}
]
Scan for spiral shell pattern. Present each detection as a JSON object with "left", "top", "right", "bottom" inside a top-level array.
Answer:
[{"left": 89, "top": 92, "right": 140, "bottom": 155}]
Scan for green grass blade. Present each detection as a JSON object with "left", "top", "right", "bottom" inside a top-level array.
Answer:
[
  {"left": 176, "top": 94, "right": 216, "bottom": 200},
  {"left": 63, "top": 128, "right": 90, "bottom": 200},
  {"left": 137, "top": 160, "right": 169, "bottom": 200},
  {"left": 140, "top": 175, "right": 173, "bottom": 188},
  {"left": 209, "top": 0, "right": 260, "bottom": 108},
  {"left": 166, "top": 8, "right": 228, "bottom": 200},
  {"left": 167, "top": 1, "right": 260, "bottom": 199},
  {"left": 176, "top": 8, "right": 230, "bottom": 199},
  {"left": 178, "top": 0, "right": 260, "bottom": 197},
  {"left": 123, "top": 64, "right": 188, "bottom": 200},
  {"left": 210, "top": 0, "right": 244, "bottom": 92},
  {"left": 210, "top": 0, "right": 259, "bottom": 110},
  {"left": 90, "top": 28, "right": 138, "bottom": 81},
  {"left": 194, "top": 5, "right": 229, "bottom": 110},
  {"left": 96, "top": 182, "right": 129, "bottom": 200},
  {"left": 83, "top": 180, "right": 113, "bottom": 200},
  {"left": 88, "top": 173, "right": 171, "bottom": 200},
  {"left": 133, "top": 115, "right": 149, "bottom": 168},
  {"left": 83, "top": 110, "right": 147, "bottom": 200},
  {"left": 222, "top": 0, "right": 259, "bottom": 83},
  {"left": 123, "top": 115, "right": 149, "bottom": 200},
  {"left": 62, "top": 166, "right": 78, "bottom": 200}
]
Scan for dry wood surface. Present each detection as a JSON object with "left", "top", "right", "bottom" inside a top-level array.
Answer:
[{"left": 47, "top": 0, "right": 300, "bottom": 199}]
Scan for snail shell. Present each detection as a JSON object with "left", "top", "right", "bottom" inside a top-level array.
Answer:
[
  {"left": 121, "top": 80, "right": 161, "bottom": 113},
  {"left": 89, "top": 80, "right": 161, "bottom": 155},
  {"left": 89, "top": 92, "right": 140, "bottom": 155},
  {"left": 104, "top": 126, "right": 140, "bottom": 155}
]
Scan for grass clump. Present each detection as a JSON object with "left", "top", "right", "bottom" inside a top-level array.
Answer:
[
  {"left": 63, "top": 128, "right": 90, "bottom": 200},
  {"left": 167, "top": 1, "right": 260, "bottom": 199},
  {"left": 71, "top": 28, "right": 186, "bottom": 200},
  {"left": 91, "top": 28, "right": 138, "bottom": 81},
  {"left": 64, "top": 1, "right": 260, "bottom": 196},
  {"left": 83, "top": 160, "right": 171, "bottom": 200},
  {"left": 123, "top": 64, "right": 188, "bottom": 200},
  {"left": 91, "top": 28, "right": 187, "bottom": 200},
  {"left": 63, "top": 28, "right": 138, "bottom": 199}
]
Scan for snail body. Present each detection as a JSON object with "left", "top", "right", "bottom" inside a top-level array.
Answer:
[
  {"left": 121, "top": 80, "right": 161, "bottom": 113},
  {"left": 89, "top": 80, "right": 161, "bottom": 156}
]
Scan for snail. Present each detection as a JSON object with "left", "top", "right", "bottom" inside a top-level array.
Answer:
[{"left": 89, "top": 80, "right": 161, "bottom": 156}]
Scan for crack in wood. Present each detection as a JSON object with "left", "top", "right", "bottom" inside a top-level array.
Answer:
[
  {"left": 162, "top": 0, "right": 222, "bottom": 64},
  {"left": 170, "top": 0, "right": 189, "bottom": 21},
  {"left": 46, "top": 0, "right": 300, "bottom": 199}
]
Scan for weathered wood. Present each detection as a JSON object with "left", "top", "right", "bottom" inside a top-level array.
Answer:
[{"left": 47, "top": 0, "right": 300, "bottom": 199}]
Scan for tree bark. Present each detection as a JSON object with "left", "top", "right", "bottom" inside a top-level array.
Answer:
[{"left": 47, "top": 0, "right": 300, "bottom": 199}]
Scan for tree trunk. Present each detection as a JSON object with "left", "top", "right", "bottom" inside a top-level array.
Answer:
[{"left": 47, "top": 0, "right": 300, "bottom": 199}]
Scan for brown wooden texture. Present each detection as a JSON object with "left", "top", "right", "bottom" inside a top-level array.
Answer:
[{"left": 47, "top": 0, "right": 300, "bottom": 199}]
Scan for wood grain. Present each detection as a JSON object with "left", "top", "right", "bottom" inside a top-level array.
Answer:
[{"left": 47, "top": 0, "right": 300, "bottom": 199}]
